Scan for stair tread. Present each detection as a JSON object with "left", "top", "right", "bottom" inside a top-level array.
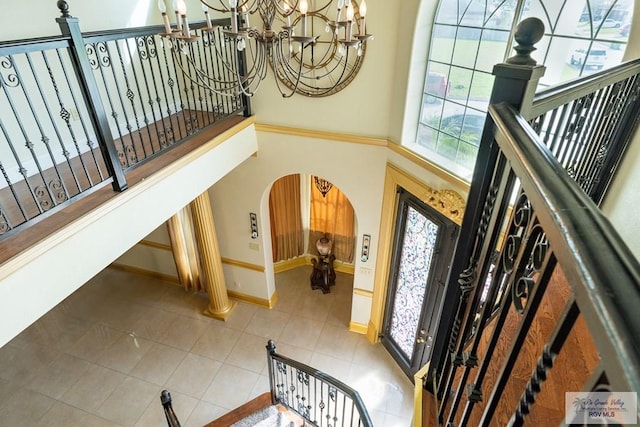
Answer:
[
  {"left": 205, "top": 392, "right": 304, "bottom": 427},
  {"left": 204, "top": 392, "right": 273, "bottom": 427}
]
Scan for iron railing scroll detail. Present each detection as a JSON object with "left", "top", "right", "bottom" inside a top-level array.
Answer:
[
  {"left": 0, "top": 1, "right": 244, "bottom": 242},
  {"left": 266, "top": 340, "right": 373, "bottom": 427},
  {"left": 427, "top": 17, "right": 547, "bottom": 423},
  {"left": 426, "top": 16, "right": 640, "bottom": 426}
]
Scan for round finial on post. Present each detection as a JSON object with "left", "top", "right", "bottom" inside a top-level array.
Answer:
[
  {"left": 506, "top": 17, "right": 545, "bottom": 66},
  {"left": 266, "top": 339, "right": 276, "bottom": 354},
  {"left": 57, "top": 0, "right": 71, "bottom": 18},
  {"left": 160, "top": 390, "right": 172, "bottom": 406}
]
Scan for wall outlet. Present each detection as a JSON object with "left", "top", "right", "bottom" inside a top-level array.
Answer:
[{"left": 249, "top": 242, "right": 259, "bottom": 251}]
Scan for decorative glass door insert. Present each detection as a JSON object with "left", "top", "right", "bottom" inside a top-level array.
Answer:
[
  {"left": 382, "top": 190, "right": 458, "bottom": 378},
  {"left": 389, "top": 205, "right": 440, "bottom": 358}
]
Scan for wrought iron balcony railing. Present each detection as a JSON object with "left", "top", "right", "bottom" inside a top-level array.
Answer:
[
  {"left": 527, "top": 59, "right": 640, "bottom": 206},
  {"left": 0, "top": 3, "right": 248, "bottom": 243}
]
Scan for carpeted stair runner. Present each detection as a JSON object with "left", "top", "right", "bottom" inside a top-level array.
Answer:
[{"left": 230, "top": 404, "right": 295, "bottom": 427}]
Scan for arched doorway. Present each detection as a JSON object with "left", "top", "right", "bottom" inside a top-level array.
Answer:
[{"left": 264, "top": 173, "right": 358, "bottom": 329}]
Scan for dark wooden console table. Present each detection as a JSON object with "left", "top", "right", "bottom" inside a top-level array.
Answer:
[{"left": 310, "top": 253, "right": 336, "bottom": 294}]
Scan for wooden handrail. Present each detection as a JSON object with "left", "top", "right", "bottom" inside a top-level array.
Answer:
[
  {"left": 491, "top": 102, "right": 640, "bottom": 394},
  {"left": 529, "top": 58, "right": 640, "bottom": 119}
]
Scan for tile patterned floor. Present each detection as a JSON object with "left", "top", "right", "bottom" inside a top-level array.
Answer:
[{"left": 0, "top": 266, "right": 414, "bottom": 426}]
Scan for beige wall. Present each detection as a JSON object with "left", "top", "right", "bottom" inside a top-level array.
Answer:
[
  {"left": 602, "top": 1, "right": 640, "bottom": 258},
  {"left": 209, "top": 130, "right": 389, "bottom": 325}
]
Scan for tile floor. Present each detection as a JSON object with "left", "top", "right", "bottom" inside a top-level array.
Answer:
[{"left": 0, "top": 266, "right": 414, "bottom": 426}]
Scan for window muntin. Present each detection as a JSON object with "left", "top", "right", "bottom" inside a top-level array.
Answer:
[{"left": 414, "top": 0, "right": 634, "bottom": 181}]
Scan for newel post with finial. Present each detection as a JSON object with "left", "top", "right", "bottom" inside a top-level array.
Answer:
[
  {"left": 55, "top": 0, "right": 128, "bottom": 192},
  {"left": 490, "top": 17, "right": 547, "bottom": 118},
  {"left": 426, "top": 17, "right": 547, "bottom": 383}
]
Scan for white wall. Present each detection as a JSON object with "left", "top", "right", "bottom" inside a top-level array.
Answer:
[
  {"left": 115, "top": 225, "right": 179, "bottom": 281},
  {"left": 210, "top": 131, "right": 388, "bottom": 324},
  {"left": 1, "top": 0, "right": 210, "bottom": 39},
  {"left": 601, "top": 1, "right": 640, "bottom": 260},
  {"left": 243, "top": 1, "right": 399, "bottom": 139}
]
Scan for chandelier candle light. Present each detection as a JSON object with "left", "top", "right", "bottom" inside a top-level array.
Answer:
[{"left": 157, "top": 0, "right": 372, "bottom": 98}]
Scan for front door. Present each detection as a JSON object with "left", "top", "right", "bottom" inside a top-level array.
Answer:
[{"left": 381, "top": 189, "right": 458, "bottom": 379}]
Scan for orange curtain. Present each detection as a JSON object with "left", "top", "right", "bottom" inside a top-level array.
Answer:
[
  {"left": 269, "top": 174, "right": 304, "bottom": 262},
  {"left": 309, "top": 176, "right": 355, "bottom": 263}
]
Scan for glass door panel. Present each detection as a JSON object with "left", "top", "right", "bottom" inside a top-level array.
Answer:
[{"left": 382, "top": 190, "right": 458, "bottom": 379}]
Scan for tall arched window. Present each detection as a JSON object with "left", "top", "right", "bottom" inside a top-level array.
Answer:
[{"left": 416, "top": 0, "right": 634, "bottom": 180}]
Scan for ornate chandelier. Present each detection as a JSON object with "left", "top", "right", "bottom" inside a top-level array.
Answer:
[
  {"left": 314, "top": 176, "right": 333, "bottom": 197},
  {"left": 158, "top": 0, "right": 372, "bottom": 98}
]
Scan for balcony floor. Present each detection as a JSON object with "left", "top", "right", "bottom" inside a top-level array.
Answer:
[
  {"left": 0, "top": 266, "right": 413, "bottom": 427},
  {"left": 0, "top": 114, "right": 246, "bottom": 266}
]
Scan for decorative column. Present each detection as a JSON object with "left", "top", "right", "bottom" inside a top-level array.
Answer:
[{"left": 190, "top": 190, "right": 235, "bottom": 320}]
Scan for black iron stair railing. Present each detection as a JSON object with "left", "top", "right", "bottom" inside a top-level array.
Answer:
[
  {"left": 266, "top": 340, "right": 373, "bottom": 427},
  {"left": 426, "top": 18, "right": 640, "bottom": 426},
  {"left": 527, "top": 58, "right": 640, "bottom": 206},
  {"left": 160, "top": 340, "right": 373, "bottom": 427}
]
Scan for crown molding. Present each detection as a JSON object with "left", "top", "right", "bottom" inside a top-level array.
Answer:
[{"left": 254, "top": 123, "right": 388, "bottom": 146}]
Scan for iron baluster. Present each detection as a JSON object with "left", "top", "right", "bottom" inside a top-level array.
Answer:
[
  {"left": 122, "top": 36, "right": 154, "bottom": 158},
  {"left": 567, "top": 89, "right": 607, "bottom": 190},
  {"left": 173, "top": 38, "right": 196, "bottom": 138},
  {"left": 87, "top": 41, "right": 131, "bottom": 168},
  {"left": 458, "top": 184, "right": 522, "bottom": 425},
  {"left": 151, "top": 35, "right": 176, "bottom": 147},
  {"left": 1, "top": 54, "right": 60, "bottom": 212},
  {"left": 142, "top": 35, "right": 172, "bottom": 147},
  {"left": 582, "top": 78, "right": 635, "bottom": 198},
  {"left": 56, "top": 6, "right": 128, "bottom": 192},
  {"left": 0, "top": 114, "right": 33, "bottom": 223},
  {"left": 510, "top": 299, "right": 580, "bottom": 426},
  {"left": 573, "top": 85, "right": 614, "bottom": 193},
  {"left": 479, "top": 221, "right": 557, "bottom": 425},
  {"left": 590, "top": 75, "right": 640, "bottom": 203},
  {"left": 220, "top": 27, "right": 237, "bottom": 115},
  {"left": 199, "top": 29, "right": 220, "bottom": 122},
  {"left": 113, "top": 38, "right": 146, "bottom": 161},
  {"left": 438, "top": 178, "right": 501, "bottom": 422},
  {"left": 55, "top": 48, "right": 106, "bottom": 183},
  {"left": 445, "top": 154, "right": 515, "bottom": 426},
  {"left": 166, "top": 38, "right": 191, "bottom": 141},
  {"left": 159, "top": 36, "right": 185, "bottom": 141},
  {"left": 319, "top": 382, "right": 325, "bottom": 427},
  {"left": 134, "top": 35, "right": 162, "bottom": 154},
  {"left": 0, "top": 206, "right": 12, "bottom": 235},
  {"left": 213, "top": 28, "right": 233, "bottom": 116},
  {"left": 189, "top": 40, "right": 207, "bottom": 129},
  {"left": 37, "top": 49, "right": 88, "bottom": 191},
  {"left": 160, "top": 390, "right": 182, "bottom": 427},
  {"left": 104, "top": 40, "right": 141, "bottom": 166}
]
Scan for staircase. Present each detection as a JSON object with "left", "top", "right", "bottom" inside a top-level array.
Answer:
[{"left": 162, "top": 340, "right": 372, "bottom": 427}]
